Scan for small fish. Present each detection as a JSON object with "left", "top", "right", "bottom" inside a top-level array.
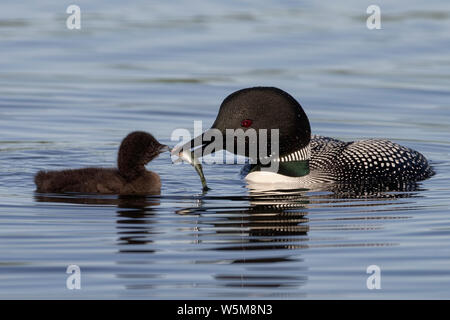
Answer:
[{"left": 175, "top": 149, "right": 210, "bottom": 191}]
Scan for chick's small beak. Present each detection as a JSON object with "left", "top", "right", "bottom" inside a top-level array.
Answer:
[{"left": 159, "top": 145, "right": 170, "bottom": 153}]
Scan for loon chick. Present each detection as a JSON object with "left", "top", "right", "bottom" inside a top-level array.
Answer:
[
  {"left": 35, "top": 131, "right": 169, "bottom": 195},
  {"left": 173, "top": 87, "right": 434, "bottom": 186}
]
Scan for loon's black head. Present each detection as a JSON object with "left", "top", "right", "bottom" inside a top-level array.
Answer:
[{"left": 174, "top": 87, "right": 311, "bottom": 162}]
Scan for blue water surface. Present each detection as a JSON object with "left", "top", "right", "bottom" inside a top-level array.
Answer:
[{"left": 0, "top": 0, "right": 449, "bottom": 299}]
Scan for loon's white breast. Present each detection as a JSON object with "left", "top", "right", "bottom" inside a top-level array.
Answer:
[{"left": 244, "top": 170, "right": 334, "bottom": 190}]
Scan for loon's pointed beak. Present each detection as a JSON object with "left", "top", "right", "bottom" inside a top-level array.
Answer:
[{"left": 171, "top": 128, "right": 221, "bottom": 158}]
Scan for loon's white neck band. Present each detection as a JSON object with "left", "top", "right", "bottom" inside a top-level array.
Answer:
[
  {"left": 252, "top": 143, "right": 311, "bottom": 178},
  {"left": 273, "top": 143, "right": 311, "bottom": 163}
]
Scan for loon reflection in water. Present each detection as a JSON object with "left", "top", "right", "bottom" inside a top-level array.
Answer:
[{"left": 34, "top": 187, "right": 418, "bottom": 291}]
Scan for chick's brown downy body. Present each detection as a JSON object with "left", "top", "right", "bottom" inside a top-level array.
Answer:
[{"left": 34, "top": 131, "right": 167, "bottom": 195}]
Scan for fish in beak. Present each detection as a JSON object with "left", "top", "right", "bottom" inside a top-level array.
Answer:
[{"left": 171, "top": 128, "right": 223, "bottom": 159}]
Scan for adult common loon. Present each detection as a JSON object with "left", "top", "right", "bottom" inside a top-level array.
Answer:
[
  {"left": 35, "top": 131, "right": 169, "bottom": 195},
  {"left": 174, "top": 87, "right": 434, "bottom": 187}
]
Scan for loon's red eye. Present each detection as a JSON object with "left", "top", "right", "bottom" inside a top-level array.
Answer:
[{"left": 241, "top": 119, "right": 253, "bottom": 128}]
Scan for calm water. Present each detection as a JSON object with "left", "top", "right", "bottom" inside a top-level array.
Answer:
[{"left": 1, "top": 0, "right": 450, "bottom": 299}]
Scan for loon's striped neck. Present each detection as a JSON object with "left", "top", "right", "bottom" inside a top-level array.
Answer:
[
  {"left": 250, "top": 144, "right": 311, "bottom": 177},
  {"left": 274, "top": 143, "right": 311, "bottom": 163}
]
